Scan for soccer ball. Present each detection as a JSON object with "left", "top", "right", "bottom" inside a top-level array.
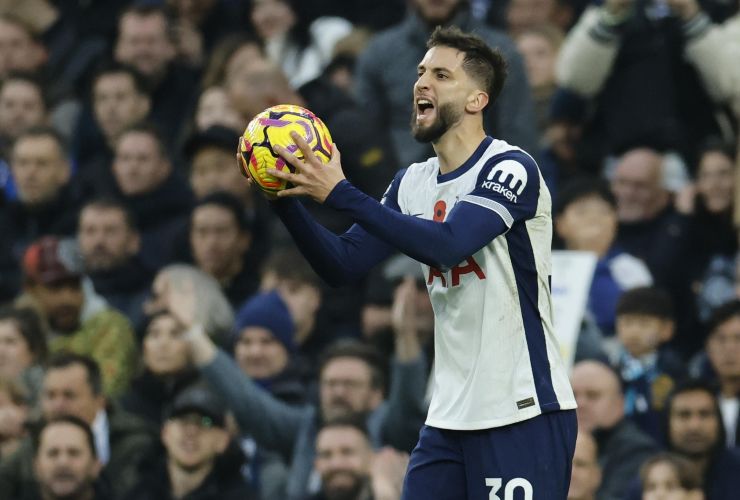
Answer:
[{"left": 237, "top": 104, "right": 333, "bottom": 194}]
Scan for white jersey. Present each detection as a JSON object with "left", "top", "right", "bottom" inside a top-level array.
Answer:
[{"left": 386, "top": 137, "right": 576, "bottom": 430}]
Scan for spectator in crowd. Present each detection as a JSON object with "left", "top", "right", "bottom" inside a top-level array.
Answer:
[
  {"left": 610, "top": 147, "right": 696, "bottom": 355},
  {"left": 166, "top": 0, "right": 247, "bottom": 68},
  {"left": 0, "top": 353, "right": 155, "bottom": 500},
  {"left": 233, "top": 290, "right": 307, "bottom": 405},
  {"left": 661, "top": 380, "right": 740, "bottom": 499},
  {"left": 0, "top": 15, "right": 46, "bottom": 79},
  {"left": 312, "top": 415, "right": 408, "bottom": 500},
  {"left": 554, "top": 0, "right": 728, "bottom": 164},
  {"left": 681, "top": 142, "right": 738, "bottom": 320},
  {"left": 555, "top": 178, "right": 652, "bottom": 337},
  {"left": 607, "top": 287, "right": 686, "bottom": 438},
  {"left": 0, "top": 127, "right": 82, "bottom": 300},
  {"left": 168, "top": 272, "right": 427, "bottom": 500},
  {"left": 113, "top": 4, "right": 199, "bottom": 148},
  {"left": 200, "top": 33, "right": 264, "bottom": 91},
  {"left": 119, "top": 310, "right": 199, "bottom": 426},
  {"left": 111, "top": 122, "right": 193, "bottom": 269},
  {"left": 505, "top": 0, "right": 576, "bottom": 37},
  {"left": 189, "top": 192, "right": 259, "bottom": 309},
  {"left": 31, "top": 416, "right": 106, "bottom": 500},
  {"left": 143, "top": 264, "right": 234, "bottom": 345},
  {"left": 640, "top": 453, "right": 703, "bottom": 500},
  {"left": 0, "top": 307, "right": 46, "bottom": 402},
  {"left": 0, "top": 72, "right": 47, "bottom": 155},
  {"left": 702, "top": 301, "right": 740, "bottom": 447},
  {"left": 19, "top": 236, "right": 137, "bottom": 396},
  {"left": 185, "top": 126, "right": 252, "bottom": 204},
  {"left": 192, "top": 86, "right": 243, "bottom": 132},
  {"left": 567, "top": 432, "right": 602, "bottom": 500},
  {"left": 123, "top": 385, "right": 255, "bottom": 500},
  {"left": 0, "top": 73, "right": 48, "bottom": 203},
  {"left": 77, "top": 199, "right": 152, "bottom": 330},
  {"left": 354, "top": 0, "right": 539, "bottom": 168},
  {"left": 0, "top": 377, "right": 28, "bottom": 461},
  {"left": 258, "top": 247, "right": 322, "bottom": 351},
  {"left": 515, "top": 24, "right": 564, "bottom": 138},
  {"left": 571, "top": 360, "right": 658, "bottom": 500},
  {"left": 668, "top": 0, "right": 740, "bottom": 118},
  {"left": 75, "top": 63, "right": 151, "bottom": 198},
  {"left": 250, "top": 0, "right": 353, "bottom": 88}
]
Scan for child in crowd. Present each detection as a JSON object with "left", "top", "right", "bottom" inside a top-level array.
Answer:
[
  {"left": 608, "top": 287, "right": 686, "bottom": 439},
  {"left": 640, "top": 453, "right": 703, "bottom": 500}
]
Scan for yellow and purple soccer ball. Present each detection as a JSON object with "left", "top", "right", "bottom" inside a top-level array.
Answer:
[{"left": 238, "top": 104, "right": 333, "bottom": 195}]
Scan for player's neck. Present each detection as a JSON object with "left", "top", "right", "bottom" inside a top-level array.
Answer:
[{"left": 433, "top": 121, "right": 486, "bottom": 174}]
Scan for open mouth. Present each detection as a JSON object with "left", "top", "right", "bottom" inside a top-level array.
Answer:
[{"left": 416, "top": 98, "right": 435, "bottom": 121}]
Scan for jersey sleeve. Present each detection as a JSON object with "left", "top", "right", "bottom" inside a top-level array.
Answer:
[{"left": 460, "top": 150, "right": 541, "bottom": 228}]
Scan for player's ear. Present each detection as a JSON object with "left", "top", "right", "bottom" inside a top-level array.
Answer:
[{"left": 466, "top": 90, "right": 489, "bottom": 113}]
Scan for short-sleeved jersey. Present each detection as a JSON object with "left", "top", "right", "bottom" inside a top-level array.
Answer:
[{"left": 383, "top": 136, "right": 576, "bottom": 430}]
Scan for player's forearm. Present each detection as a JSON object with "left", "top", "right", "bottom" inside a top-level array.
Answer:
[
  {"left": 325, "top": 181, "right": 505, "bottom": 271},
  {"left": 271, "top": 198, "right": 374, "bottom": 286}
]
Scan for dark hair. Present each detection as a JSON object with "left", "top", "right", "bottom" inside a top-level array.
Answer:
[
  {"left": 193, "top": 191, "right": 250, "bottom": 232},
  {"left": 200, "top": 33, "right": 264, "bottom": 89},
  {"left": 80, "top": 197, "right": 139, "bottom": 232},
  {"left": 639, "top": 452, "right": 702, "bottom": 491},
  {"left": 117, "top": 121, "right": 168, "bottom": 157},
  {"left": 119, "top": 4, "right": 173, "bottom": 42},
  {"left": 318, "top": 340, "right": 388, "bottom": 396},
  {"left": 616, "top": 287, "right": 674, "bottom": 321},
  {"left": 262, "top": 245, "right": 321, "bottom": 289},
  {"left": 554, "top": 177, "right": 616, "bottom": 216},
  {"left": 318, "top": 413, "right": 371, "bottom": 440},
  {"left": 33, "top": 415, "right": 97, "bottom": 459},
  {"left": 45, "top": 352, "right": 103, "bottom": 396},
  {"left": 426, "top": 26, "right": 508, "bottom": 106},
  {"left": 0, "top": 72, "right": 48, "bottom": 111},
  {"left": 0, "top": 306, "right": 48, "bottom": 363},
  {"left": 13, "top": 125, "right": 69, "bottom": 157},
  {"left": 92, "top": 61, "right": 151, "bottom": 96},
  {"left": 697, "top": 136, "right": 736, "bottom": 164},
  {"left": 664, "top": 378, "right": 724, "bottom": 451},
  {"left": 707, "top": 299, "right": 740, "bottom": 338}
]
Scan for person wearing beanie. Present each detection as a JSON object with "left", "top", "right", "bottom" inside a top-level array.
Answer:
[{"left": 232, "top": 290, "right": 306, "bottom": 406}]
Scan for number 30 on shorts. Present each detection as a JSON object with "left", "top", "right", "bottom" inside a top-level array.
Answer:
[{"left": 485, "top": 477, "right": 533, "bottom": 500}]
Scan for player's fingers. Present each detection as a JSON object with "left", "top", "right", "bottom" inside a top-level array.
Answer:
[
  {"left": 276, "top": 185, "right": 305, "bottom": 198},
  {"left": 274, "top": 144, "right": 307, "bottom": 173},
  {"left": 266, "top": 167, "right": 300, "bottom": 184},
  {"left": 290, "top": 131, "right": 321, "bottom": 166}
]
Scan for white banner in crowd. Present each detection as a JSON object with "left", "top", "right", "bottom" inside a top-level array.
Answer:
[{"left": 551, "top": 250, "right": 597, "bottom": 371}]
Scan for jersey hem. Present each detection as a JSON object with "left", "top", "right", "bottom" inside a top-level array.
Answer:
[{"left": 425, "top": 399, "right": 578, "bottom": 430}]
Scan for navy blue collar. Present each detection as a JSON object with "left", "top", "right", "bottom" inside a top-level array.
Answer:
[{"left": 437, "top": 136, "right": 493, "bottom": 184}]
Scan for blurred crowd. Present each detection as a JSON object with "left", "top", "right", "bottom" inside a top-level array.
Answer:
[{"left": 0, "top": 0, "right": 738, "bottom": 499}]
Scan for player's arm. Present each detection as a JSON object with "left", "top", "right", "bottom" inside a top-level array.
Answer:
[
  {"left": 271, "top": 197, "right": 396, "bottom": 286},
  {"left": 272, "top": 133, "right": 540, "bottom": 270}
]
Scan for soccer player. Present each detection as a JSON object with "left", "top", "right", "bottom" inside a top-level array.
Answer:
[{"left": 260, "top": 26, "right": 577, "bottom": 500}]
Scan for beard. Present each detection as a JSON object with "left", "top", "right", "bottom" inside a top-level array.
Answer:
[
  {"left": 322, "top": 470, "right": 369, "bottom": 500},
  {"left": 411, "top": 101, "right": 463, "bottom": 144}
]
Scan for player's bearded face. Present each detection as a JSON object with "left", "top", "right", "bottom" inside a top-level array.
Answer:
[{"left": 411, "top": 99, "right": 463, "bottom": 143}]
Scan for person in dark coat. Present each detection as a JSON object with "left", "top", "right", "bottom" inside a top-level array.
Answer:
[{"left": 122, "top": 386, "right": 256, "bottom": 500}]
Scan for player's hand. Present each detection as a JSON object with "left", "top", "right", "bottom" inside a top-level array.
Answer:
[
  {"left": 236, "top": 152, "right": 277, "bottom": 201},
  {"left": 391, "top": 276, "right": 423, "bottom": 362},
  {"left": 270, "top": 131, "right": 346, "bottom": 203},
  {"left": 665, "top": 0, "right": 700, "bottom": 20}
]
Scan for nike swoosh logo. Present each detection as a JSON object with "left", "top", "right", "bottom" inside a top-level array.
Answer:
[{"left": 410, "top": 213, "right": 423, "bottom": 217}]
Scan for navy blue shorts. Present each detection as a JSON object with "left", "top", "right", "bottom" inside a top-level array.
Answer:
[{"left": 402, "top": 410, "right": 577, "bottom": 500}]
